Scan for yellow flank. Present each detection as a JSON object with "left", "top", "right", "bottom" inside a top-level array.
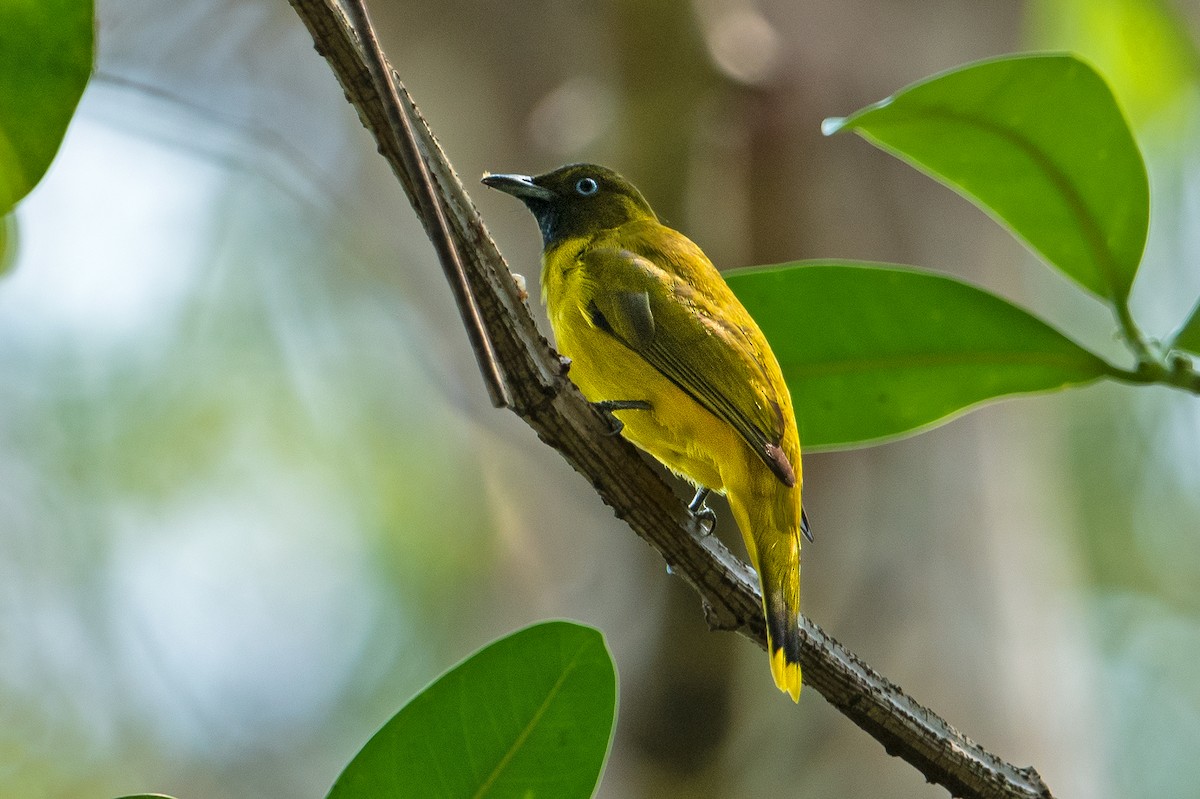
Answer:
[
  {"left": 546, "top": 239, "right": 733, "bottom": 492},
  {"left": 482, "top": 164, "right": 806, "bottom": 701}
]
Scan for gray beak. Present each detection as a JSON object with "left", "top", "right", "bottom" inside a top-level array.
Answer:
[{"left": 481, "top": 172, "right": 556, "bottom": 202}]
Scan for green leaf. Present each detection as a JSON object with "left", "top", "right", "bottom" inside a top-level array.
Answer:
[
  {"left": 329, "top": 621, "right": 617, "bottom": 799},
  {"left": 824, "top": 54, "right": 1148, "bottom": 305},
  {"left": 114, "top": 795, "right": 179, "bottom": 799},
  {"left": 1171, "top": 298, "right": 1200, "bottom": 356},
  {"left": 0, "top": 0, "right": 93, "bottom": 214},
  {"left": 727, "top": 261, "right": 1113, "bottom": 451}
]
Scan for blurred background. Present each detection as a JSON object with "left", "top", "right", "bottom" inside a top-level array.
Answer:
[{"left": 2, "top": 0, "right": 1199, "bottom": 797}]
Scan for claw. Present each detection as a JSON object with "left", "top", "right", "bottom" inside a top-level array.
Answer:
[
  {"left": 593, "top": 399, "right": 651, "bottom": 436},
  {"left": 688, "top": 487, "right": 717, "bottom": 536}
]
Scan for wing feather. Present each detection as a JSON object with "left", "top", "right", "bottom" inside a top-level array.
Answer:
[{"left": 581, "top": 246, "right": 795, "bottom": 486}]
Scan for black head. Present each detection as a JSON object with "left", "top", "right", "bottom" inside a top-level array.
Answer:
[{"left": 482, "top": 163, "right": 657, "bottom": 248}]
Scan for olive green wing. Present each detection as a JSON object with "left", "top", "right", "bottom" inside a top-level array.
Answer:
[{"left": 581, "top": 246, "right": 795, "bottom": 487}]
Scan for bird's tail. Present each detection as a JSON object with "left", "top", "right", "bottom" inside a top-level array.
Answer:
[
  {"left": 759, "top": 539, "right": 802, "bottom": 702},
  {"left": 729, "top": 492, "right": 803, "bottom": 702}
]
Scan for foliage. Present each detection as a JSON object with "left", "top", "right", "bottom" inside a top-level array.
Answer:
[
  {"left": 825, "top": 54, "right": 1147, "bottom": 303},
  {"left": 0, "top": 0, "right": 92, "bottom": 225},
  {"left": 727, "top": 260, "right": 1111, "bottom": 450},
  {"left": 1173, "top": 301, "right": 1200, "bottom": 357},
  {"left": 327, "top": 621, "right": 616, "bottom": 799},
  {"left": 729, "top": 53, "right": 1199, "bottom": 450}
]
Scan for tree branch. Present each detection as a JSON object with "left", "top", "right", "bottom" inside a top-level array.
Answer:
[{"left": 286, "top": 2, "right": 1055, "bottom": 797}]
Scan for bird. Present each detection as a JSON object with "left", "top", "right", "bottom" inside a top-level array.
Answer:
[{"left": 482, "top": 163, "right": 808, "bottom": 701}]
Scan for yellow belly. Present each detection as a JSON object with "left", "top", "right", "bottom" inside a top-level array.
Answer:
[{"left": 553, "top": 303, "right": 744, "bottom": 493}]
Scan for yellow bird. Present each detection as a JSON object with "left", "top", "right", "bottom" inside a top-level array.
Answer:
[{"left": 483, "top": 164, "right": 809, "bottom": 701}]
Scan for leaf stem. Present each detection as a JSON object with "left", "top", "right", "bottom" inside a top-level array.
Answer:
[
  {"left": 1114, "top": 296, "right": 1153, "bottom": 363},
  {"left": 1107, "top": 297, "right": 1200, "bottom": 394},
  {"left": 1107, "top": 358, "right": 1200, "bottom": 393}
]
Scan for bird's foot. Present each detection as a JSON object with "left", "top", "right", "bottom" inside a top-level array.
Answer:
[
  {"left": 688, "top": 487, "right": 717, "bottom": 536},
  {"left": 594, "top": 399, "right": 651, "bottom": 436}
]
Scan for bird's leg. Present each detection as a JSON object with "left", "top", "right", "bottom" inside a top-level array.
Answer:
[
  {"left": 593, "top": 399, "right": 651, "bottom": 435},
  {"left": 688, "top": 487, "right": 717, "bottom": 535}
]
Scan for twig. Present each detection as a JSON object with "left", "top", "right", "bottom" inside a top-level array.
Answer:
[
  {"left": 341, "top": 0, "right": 509, "bottom": 407},
  {"left": 1107, "top": 289, "right": 1200, "bottom": 395},
  {"left": 285, "top": 2, "right": 1055, "bottom": 797}
]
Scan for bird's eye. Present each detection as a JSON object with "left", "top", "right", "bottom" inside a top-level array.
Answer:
[{"left": 575, "top": 177, "right": 599, "bottom": 196}]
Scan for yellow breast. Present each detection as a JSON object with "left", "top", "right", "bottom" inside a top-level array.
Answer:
[{"left": 543, "top": 241, "right": 743, "bottom": 493}]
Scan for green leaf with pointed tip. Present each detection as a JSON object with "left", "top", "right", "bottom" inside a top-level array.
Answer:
[
  {"left": 328, "top": 621, "right": 616, "bottom": 799},
  {"left": 824, "top": 54, "right": 1148, "bottom": 305},
  {"left": 1171, "top": 298, "right": 1200, "bottom": 356},
  {"left": 727, "top": 261, "right": 1113, "bottom": 451},
  {"left": 0, "top": 0, "right": 93, "bottom": 215}
]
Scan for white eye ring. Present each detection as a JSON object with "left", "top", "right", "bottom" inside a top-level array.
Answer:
[{"left": 575, "top": 177, "right": 599, "bottom": 196}]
